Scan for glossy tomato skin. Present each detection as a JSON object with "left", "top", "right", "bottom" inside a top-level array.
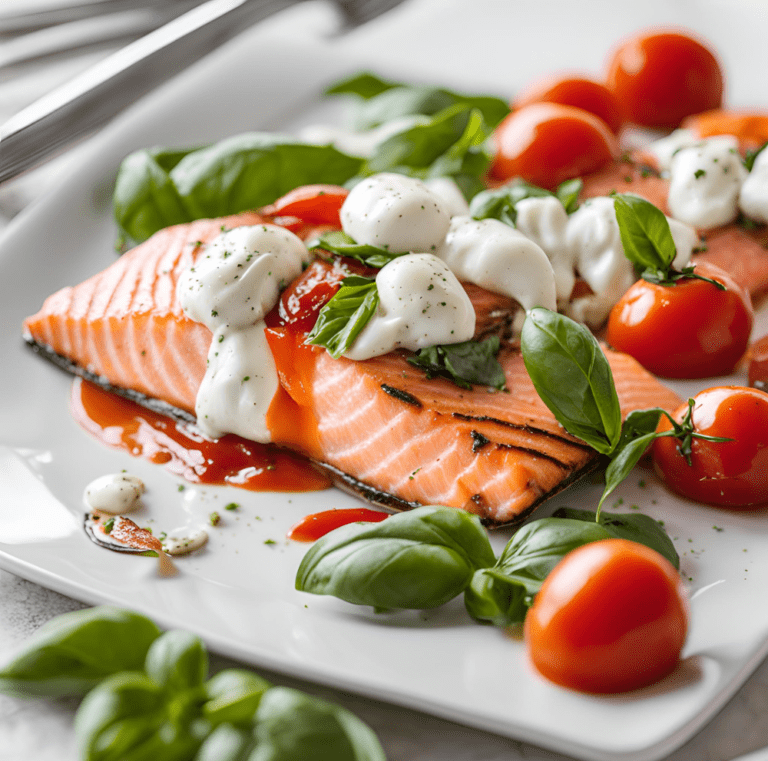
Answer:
[
  {"left": 261, "top": 184, "right": 348, "bottom": 226},
  {"left": 490, "top": 103, "right": 619, "bottom": 190},
  {"left": 606, "top": 262, "right": 753, "bottom": 379},
  {"left": 525, "top": 539, "right": 688, "bottom": 694},
  {"left": 606, "top": 30, "right": 724, "bottom": 128},
  {"left": 748, "top": 334, "right": 768, "bottom": 391},
  {"left": 652, "top": 387, "right": 768, "bottom": 507},
  {"left": 513, "top": 75, "right": 624, "bottom": 133}
]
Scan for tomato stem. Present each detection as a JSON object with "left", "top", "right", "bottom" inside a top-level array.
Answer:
[{"left": 659, "top": 399, "right": 732, "bottom": 465}]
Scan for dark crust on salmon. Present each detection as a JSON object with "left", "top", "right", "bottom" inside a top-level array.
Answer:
[{"left": 24, "top": 337, "right": 197, "bottom": 425}]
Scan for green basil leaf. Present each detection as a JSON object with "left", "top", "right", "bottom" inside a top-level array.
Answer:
[
  {"left": 203, "top": 669, "right": 270, "bottom": 727},
  {"left": 553, "top": 507, "right": 679, "bottom": 568},
  {"left": 555, "top": 178, "right": 583, "bottom": 213},
  {"left": 74, "top": 672, "right": 167, "bottom": 761},
  {"left": 195, "top": 724, "right": 256, "bottom": 761},
  {"left": 520, "top": 308, "right": 622, "bottom": 454},
  {"left": 744, "top": 141, "right": 768, "bottom": 172},
  {"left": 613, "top": 193, "right": 677, "bottom": 272},
  {"left": 363, "top": 104, "right": 492, "bottom": 196},
  {"left": 113, "top": 148, "right": 196, "bottom": 244},
  {"left": 171, "top": 135, "right": 364, "bottom": 221},
  {"left": 296, "top": 505, "right": 495, "bottom": 610},
  {"left": 114, "top": 135, "right": 364, "bottom": 244},
  {"left": 469, "top": 179, "right": 554, "bottom": 226},
  {"left": 144, "top": 630, "right": 208, "bottom": 693},
  {"left": 311, "top": 230, "right": 405, "bottom": 268},
  {"left": 465, "top": 517, "right": 612, "bottom": 626},
  {"left": 618, "top": 408, "right": 665, "bottom": 449},
  {"left": 252, "top": 687, "right": 386, "bottom": 761},
  {"left": 325, "top": 72, "right": 398, "bottom": 100},
  {"left": 406, "top": 335, "right": 507, "bottom": 390},
  {"left": 305, "top": 275, "right": 379, "bottom": 359},
  {"left": 327, "top": 72, "right": 509, "bottom": 131},
  {"left": 0, "top": 607, "right": 161, "bottom": 698}
]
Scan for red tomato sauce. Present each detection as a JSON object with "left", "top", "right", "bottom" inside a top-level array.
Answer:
[
  {"left": 287, "top": 508, "right": 390, "bottom": 542},
  {"left": 70, "top": 378, "right": 331, "bottom": 492}
]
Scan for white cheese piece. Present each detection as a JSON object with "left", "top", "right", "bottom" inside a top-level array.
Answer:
[
  {"left": 436, "top": 216, "right": 557, "bottom": 312},
  {"left": 514, "top": 196, "right": 573, "bottom": 306},
  {"left": 84, "top": 474, "right": 145, "bottom": 514},
  {"left": 344, "top": 253, "right": 475, "bottom": 360},
  {"left": 163, "top": 529, "right": 208, "bottom": 556},
  {"left": 424, "top": 177, "right": 470, "bottom": 217},
  {"left": 341, "top": 173, "right": 451, "bottom": 254},
  {"left": 177, "top": 225, "right": 309, "bottom": 331},
  {"left": 668, "top": 140, "right": 747, "bottom": 229},
  {"left": 739, "top": 148, "right": 768, "bottom": 224}
]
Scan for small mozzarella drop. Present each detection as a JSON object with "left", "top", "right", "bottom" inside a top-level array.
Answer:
[
  {"left": 163, "top": 529, "right": 209, "bottom": 556},
  {"left": 84, "top": 474, "right": 145, "bottom": 514}
]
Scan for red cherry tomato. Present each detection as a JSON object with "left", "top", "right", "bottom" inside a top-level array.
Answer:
[
  {"left": 262, "top": 185, "right": 349, "bottom": 226},
  {"left": 606, "top": 30, "right": 724, "bottom": 129},
  {"left": 606, "top": 262, "right": 753, "bottom": 379},
  {"left": 525, "top": 538, "right": 688, "bottom": 694},
  {"left": 652, "top": 387, "right": 768, "bottom": 507},
  {"left": 490, "top": 103, "right": 619, "bottom": 190},
  {"left": 513, "top": 75, "right": 624, "bottom": 133}
]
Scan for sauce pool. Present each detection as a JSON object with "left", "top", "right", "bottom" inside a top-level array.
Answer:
[
  {"left": 287, "top": 508, "right": 390, "bottom": 542},
  {"left": 70, "top": 378, "right": 331, "bottom": 492}
]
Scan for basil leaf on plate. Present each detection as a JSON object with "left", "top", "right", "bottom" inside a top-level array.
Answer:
[
  {"left": 311, "top": 230, "right": 405, "bottom": 269},
  {"left": 465, "top": 508, "right": 679, "bottom": 626},
  {"left": 326, "top": 72, "right": 510, "bottom": 131},
  {"left": 613, "top": 192, "right": 677, "bottom": 272},
  {"left": 114, "top": 136, "right": 364, "bottom": 244},
  {"left": 520, "top": 308, "right": 622, "bottom": 454},
  {"left": 555, "top": 178, "right": 583, "bottom": 213},
  {"left": 407, "top": 335, "right": 507, "bottom": 390},
  {"left": 253, "top": 687, "right": 386, "bottom": 761},
  {"left": 194, "top": 724, "right": 256, "bottom": 761},
  {"left": 555, "top": 507, "right": 679, "bottom": 568},
  {"left": 295, "top": 505, "right": 495, "bottom": 610},
  {"left": 0, "top": 606, "right": 161, "bottom": 698},
  {"left": 305, "top": 275, "right": 379, "bottom": 359}
]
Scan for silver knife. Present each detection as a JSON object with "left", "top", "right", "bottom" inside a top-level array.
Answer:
[{"left": 0, "top": 0, "right": 405, "bottom": 184}]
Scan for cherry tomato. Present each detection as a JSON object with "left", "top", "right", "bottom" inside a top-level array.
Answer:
[
  {"left": 606, "top": 262, "right": 753, "bottom": 379},
  {"left": 606, "top": 30, "right": 724, "bottom": 128},
  {"left": 683, "top": 109, "right": 768, "bottom": 151},
  {"left": 525, "top": 538, "right": 688, "bottom": 694},
  {"left": 261, "top": 185, "right": 349, "bottom": 226},
  {"left": 652, "top": 387, "right": 768, "bottom": 507},
  {"left": 748, "top": 334, "right": 768, "bottom": 391},
  {"left": 490, "top": 103, "right": 619, "bottom": 190},
  {"left": 513, "top": 75, "right": 624, "bottom": 133}
]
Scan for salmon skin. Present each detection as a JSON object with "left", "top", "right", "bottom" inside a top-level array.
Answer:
[{"left": 23, "top": 214, "right": 681, "bottom": 528}]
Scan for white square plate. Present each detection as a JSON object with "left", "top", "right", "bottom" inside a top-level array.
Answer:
[{"left": 2, "top": 24, "right": 768, "bottom": 761}]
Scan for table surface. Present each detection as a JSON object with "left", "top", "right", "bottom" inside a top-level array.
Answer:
[{"left": 3, "top": 1, "right": 768, "bottom": 759}]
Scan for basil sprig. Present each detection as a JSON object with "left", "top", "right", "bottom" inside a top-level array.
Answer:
[
  {"left": 296, "top": 505, "right": 496, "bottom": 610},
  {"left": 521, "top": 307, "right": 731, "bottom": 514},
  {"left": 113, "top": 135, "right": 365, "bottom": 244},
  {"left": 305, "top": 275, "right": 379, "bottom": 359},
  {"left": 613, "top": 193, "right": 724, "bottom": 289},
  {"left": 469, "top": 178, "right": 582, "bottom": 226},
  {"left": 406, "top": 335, "right": 507, "bottom": 390},
  {"left": 744, "top": 140, "right": 768, "bottom": 172},
  {"left": 326, "top": 72, "right": 510, "bottom": 131},
  {"left": 310, "top": 230, "right": 406, "bottom": 269},
  {"left": 1, "top": 607, "right": 385, "bottom": 761},
  {"left": 362, "top": 103, "right": 493, "bottom": 200},
  {"left": 465, "top": 508, "right": 679, "bottom": 627}
]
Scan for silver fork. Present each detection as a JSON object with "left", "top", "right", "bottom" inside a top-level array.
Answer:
[{"left": 0, "top": 0, "right": 407, "bottom": 184}]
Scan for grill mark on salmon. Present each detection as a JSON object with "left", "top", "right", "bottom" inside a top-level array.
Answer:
[{"left": 23, "top": 213, "right": 683, "bottom": 527}]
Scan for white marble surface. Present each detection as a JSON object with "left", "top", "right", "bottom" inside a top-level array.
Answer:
[{"left": 3, "top": 1, "right": 768, "bottom": 759}]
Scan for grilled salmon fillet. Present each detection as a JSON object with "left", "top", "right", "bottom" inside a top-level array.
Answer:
[{"left": 23, "top": 213, "right": 682, "bottom": 527}]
